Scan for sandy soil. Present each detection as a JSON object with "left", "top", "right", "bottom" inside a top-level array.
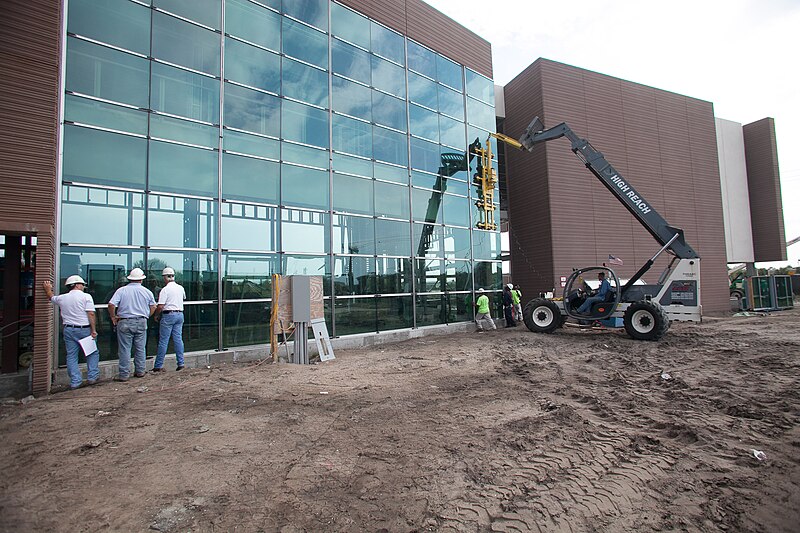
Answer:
[{"left": 1, "top": 308, "right": 799, "bottom": 532}]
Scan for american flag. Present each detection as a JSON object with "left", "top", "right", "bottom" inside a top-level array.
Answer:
[{"left": 608, "top": 254, "right": 624, "bottom": 266}]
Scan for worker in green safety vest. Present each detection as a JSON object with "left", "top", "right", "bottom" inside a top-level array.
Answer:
[
  {"left": 512, "top": 285, "right": 522, "bottom": 321},
  {"left": 474, "top": 288, "right": 496, "bottom": 332}
]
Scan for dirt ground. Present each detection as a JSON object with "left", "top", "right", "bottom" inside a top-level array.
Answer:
[{"left": 1, "top": 308, "right": 799, "bottom": 533}]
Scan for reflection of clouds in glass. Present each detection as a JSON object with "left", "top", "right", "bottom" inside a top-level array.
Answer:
[
  {"left": 371, "top": 57, "right": 405, "bottom": 98},
  {"left": 283, "top": 58, "right": 327, "bottom": 107},
  {"left": 224, "top": 84, "right": 280, "bottom": 137},
  {"left": 410, "top": 105, "right": 440, "bottom": 142},
  {"left": 332, "top": 40, "right": 370, "bottom": 84}
]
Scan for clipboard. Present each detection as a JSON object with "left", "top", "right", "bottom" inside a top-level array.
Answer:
[{"left": 78, "top": 335, "right": 98, "bottom": 356}]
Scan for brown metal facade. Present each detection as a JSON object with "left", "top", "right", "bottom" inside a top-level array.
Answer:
[
  {"left": 743, "top": 118, "right": 786, "bottom": 262},
  {"left": 339, "top": 0, "right": 493, "bottom": 78},
  {"left": 0, "top": 0, "right": 62, "bottom": 393},
  {"left": 503, "top": 59, "right": 730, "bottom": 314}
]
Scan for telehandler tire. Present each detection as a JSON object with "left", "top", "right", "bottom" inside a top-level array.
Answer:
[
  {"left": 524, "top": 299, "right": 562, "bottom": 334},
  {"left": 623, "top": 300, "right": 669, "bottom": 341}
]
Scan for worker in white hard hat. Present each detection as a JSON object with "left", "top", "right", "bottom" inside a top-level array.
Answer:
[
  {"left": 152, "top": 266, "right": 187, "bottom": 372},
  {"left": 43, "top": 275, "right": 100, "bottom": 389},
  {"left": 509, "top": 283, "right": 521, "bottom": 321},
  {"left": 513, "top": 285, "right": 523, "bottom": 322},
  {"left": 107, "top": 267, "right": 156, "bottom": 381},
  {"left": 474, "top": 288, "right": 496, "bottom": 332},
  {"left": 502, "top": 283, "right": 517, "bottom": 327}
]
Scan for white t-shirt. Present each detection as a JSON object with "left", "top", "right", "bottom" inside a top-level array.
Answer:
[
  {"left": 51, "top": 289, "right": 95, "bottom": 326},
  {"left": 157, "top": 281, "right": 186, "bottom": 311}
]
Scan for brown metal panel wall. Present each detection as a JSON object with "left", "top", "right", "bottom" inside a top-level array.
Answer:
[
  {"left": 0, "top": 0, "right": 61, "bottom": 393},
  {"left": 743, "top": 118, "right": 786, "bottom": 262},
  {"left": 339, "top": 0, "right": 493, "bottom": 77},
  {"left": 504, "top": 59, "right": 729, "bottom": 312},
  {"left": 502, "top": 61, "right": 555, "bottom": 295}
]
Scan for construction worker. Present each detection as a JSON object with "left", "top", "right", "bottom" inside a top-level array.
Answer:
[
  {"left": 577, "top": 271, "right": 611, "bottom": 315},
  {"left": 510, "top": 283, "right": 521, "bottom": 320},
  {"left": 503, "top": 284, "right": 517, "bottom": 327},
  {"left": 513, "top": 285, "right": 523, "bottom": 321},
  {"left": 108, "top": 268, "right": 156, "bottom": 381},
  {"left": 152, "top": 267, "right": 187, "bottom": 372},
  {"left": 43, "top": 275, "right": 100, "bottom": 389},
  {"left": 474, "top": 288, "right": 496, "bottom": 332}
]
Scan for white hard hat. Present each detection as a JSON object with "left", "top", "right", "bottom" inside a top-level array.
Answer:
[
  {"left": 162, "top": 267, "right": 175, "bottom": 276},
  {"left": 65, "top": 275, "right": 86, "bottom": 286},
  {"left": 127, "top": 267, "right": 146, "bottom": 281},
  {"left": 477, "top": 288, "right": 485, "bottom": 292},
  {"left": 507, "top": 283, "right": 514, "bottom": 290}
]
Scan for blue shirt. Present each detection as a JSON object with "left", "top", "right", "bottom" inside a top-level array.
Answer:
[
  {"left": 597, "top": 278, "right": 611, "bottom": 298},
  {"left": 109, "top": 282, "right": 156, "bottom": 318}
]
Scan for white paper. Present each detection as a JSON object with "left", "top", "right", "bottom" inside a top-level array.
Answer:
[{"left": 78, "top": 335, "right": 97, "bottom": 356}]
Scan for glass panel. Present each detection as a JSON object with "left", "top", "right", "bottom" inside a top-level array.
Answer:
[
  {"left": 374, "top": 162, "right": 408, "bottom": 184},
  {"left": 223, "top": 253, "right": 278, "bottom": 299},
  {"left": 436, "top": 54, "right": 463, "bottom": 92},
  {"left": 225, "top": 0, "right": 280, "bottom": 51},
  {"left": 223, "top": 152, "right": 280, "bottom": 203},
  {"left": 474, "top": 264, "right": 502, "bottom": 291},
  {"left": 61, "top": 185, "right": 144, "bottom": 246},
  {"left": 59, "top": 247, "right": 144, "bottom": 304},
  {"left": 375, "top": 219, "right": 411, "bottom": 257},
  {"left": 283, "top": 255, "right": 331, "bottom": 295},
  {"left": 333, "top": 153, "right": 372, "bottom": 178},
  {"left": 178, "top": 303, "right": 220, "bottom": 353},
  {"left": 281, "top": 209, "right": 329, "bottom": 254},
  {"left": 145, "top": 251, "right": 218, "bottom": 301},
  {"left": 151, "top": 62, "right": 220, "bottom": 123},
  {"left": 466, "top": 69, "right": 494, "bottom": 105},
  {"left": 373, "top": 126, "right": 408, "bottom": 167},
  {"left": 410, "top": 104, "right": 439, "bottom": 143},
  {"left": 407, "top": 40, "right": 436, "bottom": 79},
  {"left": 150, "top": 114, "right": 218, "bottom": 147},
  {"left": 414, "top": 223, "right": 443, "bottom": 258},
  {"left": 439, "top": 116, "right": 466, "bottom": 150},
  {"left": 416, "top": 259, "right": 444, "bottom": 292},
  {"left": 442, "top": 194, "right": 470, "bottom": 227},
  {"left": 63, "top": 125, "right": 147, "bottom": 189},
  {"left": 281, "top": 100, "right": 329, "bottom": 149},
  {"left": 225, "top": 38, "right": 280, "bottom": 94},
  {"left": 438, "top": 85, "right": 465, "bottom": 121},
  {"left": 332, "top": 214, "right": 374, "bottom": 255},
  {"left": 332, "top": 175, "right": 373, "bottom": 215},
  {"left": 281, "top": 164, "right": 329, "bottom": 209},
  {"left": 65, "top": 94, "right": 148, "bottom": 136},
  {"left": 148, "top": 194, "right": 216, "bottom": 249},
  {"left": 467, "top": 97, "right": 496, "bottom": 132},
  {"left": 222, "top": 202, "right": 279, "bottom": 251},
  {"left": 374, "top": 181, "right": 409, "bottom": 220},
  {"left": 410, "top": 137, "right": 441, "bottom": 174},
  {"left": 416, "top": 294, "right": 446, "bottom": 326},
  {"left": 68, "top": 0, "right": 150, "bottom": 55},
  {"left": 282, "top": 0, "right": 327, "bottom": 30},
  {"left": 334, "top": 256, "right": 375, "bottom": 295},
  {"left": 331, "top": 39, "right": 371, "bottom": 85},
  {"left": 331, "top": 3, "right": 369, "bottom": 49},
  {"left": 66, "top": 37, "right": 149, "bottom": 107},
  {"left": 224, "top": 129, "right": 279, "bottom": 159},
  {"left": 224, "top": 83, "right": 280, "bottom": 136},
  {"left": 157, "top": 0, "right": 221, "bottom": 28},
  {"left": 334, "top": 297, "right": 376, "bottom": 335},
  {"left": 149, "top": 141, "right": 218, "bottom": 197},
  {"left": 370, "top": 22, "right": 404, "bottom": 65},
  {"left": 152, "top": 12, "right": 220, "bottom": 75},
  {"left": 444, "top": 259, "right": 471, "bottom": 291},
  {"left": 408, "top": 72, "right": 438, "bottom": 110},
  {"left": 372, "top": 56, "right": 406, "bottom": 98},
  {"left": 372, "top": 91, "right": 406, "bottom": 132},
  {"left": 224, "top": 301, "right": 271, "bottom": 347},
  {"left": 376, "top": 257, "right": 412, "bottom": 293},
  {"left": 443, "top": 226, "right": 471, "bottom": 259},
  {"left": 332, "top": 114, "right": 371, "bottom": 158},
  {"left": 332, "top": 76, "right": 371, "bottom": 120},
  {"left": 282, "top": 17, "right": 327, "bottom": 68},
  {"left": 412, "top": 170, "right": 439, "bottom": 191},
  {"left": 282, "top": 57, "right": 328, "bottom": 107},
  {"left": 472, "top": 230, "right": 502, "bottom": 260},
  {"left": 376, "top": 296, "right": 413, "bottom": 331},
  {"left": 282, "top": 142, "right": 329, "bottom": 169},
  {"left": 412, "top": 189, "right": 442, "bottom": 224},
  {"left": 447, "top": 292, "right": 473, "bottom": 323}
]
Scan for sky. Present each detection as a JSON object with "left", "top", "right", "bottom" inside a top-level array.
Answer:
[{"left": 425, "top": 0, "right": 800, "bottom": 267}]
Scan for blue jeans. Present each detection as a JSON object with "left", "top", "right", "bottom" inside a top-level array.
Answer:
[
  {"left": 155, "top": 312, "right": 185, "bottom": 368},
  {"left": 63, "top": 326, "right": 99, "bottom": 389},
  {"left": 117, "top": 318, "right": 147, "bottom": 377},
  {"left": 577, "top": 295, "right": 604, "bottom": 314}
]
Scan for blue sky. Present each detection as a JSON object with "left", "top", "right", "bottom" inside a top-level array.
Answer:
[{"left": 426, "top": 0, "right": 800, "bottom": 266}]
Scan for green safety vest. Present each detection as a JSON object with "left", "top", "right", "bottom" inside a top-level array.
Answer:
[
  {"left": 476, "top": 294, "right": 490, "bottom": 314},
  {"left": 511, "top": 290, "right": 520, "bottom": 304}
]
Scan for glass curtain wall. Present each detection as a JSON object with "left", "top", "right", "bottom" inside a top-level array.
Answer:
[{"left": 59, "top": 0, "right": 500, "bottom": 362}]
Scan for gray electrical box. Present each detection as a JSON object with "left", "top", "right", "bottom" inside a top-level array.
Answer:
[{"left": 291, "top": 275, "right": 312, "bottom": 322}]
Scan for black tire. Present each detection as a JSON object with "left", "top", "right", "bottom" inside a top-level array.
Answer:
[
  {"left": 623, "top": 300, "right": 669, "bottom": 341},
  {"left": 523, "top": 298, "right": 562, "bottom": 334}
]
